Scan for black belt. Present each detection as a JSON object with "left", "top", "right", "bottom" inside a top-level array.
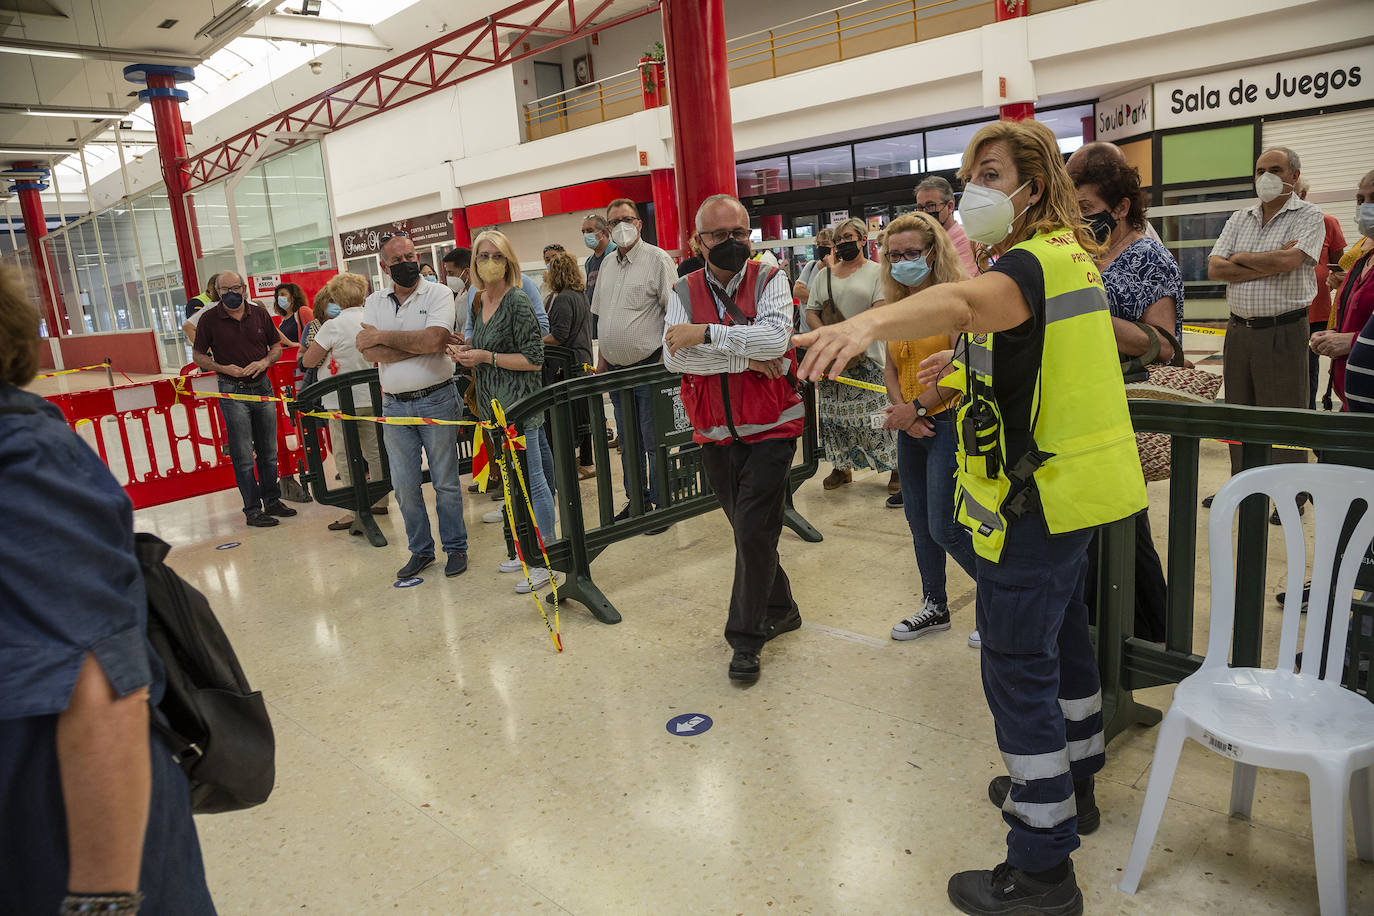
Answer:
[
  {"left": 1228, "top": 309, "right": 1307, "bottom": 330},
  {"left": 390, "top": 380, "right": 453, "bottom": 402},
  {"left": 607, "top": 348, "right": 663, "bottom": 371}
]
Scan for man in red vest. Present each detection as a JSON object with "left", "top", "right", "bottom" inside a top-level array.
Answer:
[{"left": 664, "top": 193, "right": 805, "bottom": 683}]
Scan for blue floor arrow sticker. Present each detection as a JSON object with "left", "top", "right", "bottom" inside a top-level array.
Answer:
[{"left": 666, "top": 713, "right": 712, "bottom": 736}]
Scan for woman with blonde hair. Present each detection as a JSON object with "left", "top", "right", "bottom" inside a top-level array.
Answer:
[
  {"left": 803, "top": 216, "right": 896, "bottom": 494},
  {"left": 878, "top": 213, "right": 980, "bottom": 647},
  {"left": 797, "top": 118, "right": 1146, "bottom": 914},
  {"left": 302, "top": 272, "right": 388, "bottom": 529},
  {"left": 452, "top": 230, "right": 556, "bottom": 593}
]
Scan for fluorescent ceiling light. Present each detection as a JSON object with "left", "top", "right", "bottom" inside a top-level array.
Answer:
[
  {"left": 197, "top": 0, "right": 277, "bottom": 40},
  {"left": 12, "top": 107, "right": 128, "bottom": 119},
  {"left": 0, "top": 44, "right": 84, "bottom": 60}
]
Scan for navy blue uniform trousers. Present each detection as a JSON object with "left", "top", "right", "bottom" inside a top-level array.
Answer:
[{"left": 975, "top": 512, "right": 1105, "bottom": 873}]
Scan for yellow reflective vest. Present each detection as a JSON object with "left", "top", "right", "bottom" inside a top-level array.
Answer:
[{"left": 952, "top": 228, "right": 1146, "bottom": 562}]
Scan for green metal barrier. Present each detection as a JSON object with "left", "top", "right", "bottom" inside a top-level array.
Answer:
[
  {"left": 500, "top": 363, "right": 822, "bottom": 624},
  {"left": 1097, "top": 400, "right": 1374, "bottom": 743}
]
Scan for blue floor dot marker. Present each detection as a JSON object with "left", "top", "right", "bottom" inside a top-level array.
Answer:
[
  {"left": 215, "top": 542, "right": 241, "bottom": 550},
  {"left": 666, "top": 713, "right": 712, "bottom": 736},
  {"left": 393, "top": 577, "right": 423, "bottom": 588}
]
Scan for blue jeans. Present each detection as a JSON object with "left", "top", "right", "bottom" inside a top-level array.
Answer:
[
  {"left": 897, "top": 414, "right": 977, "bottom": 605},
  {"left": 382, "top": 383, "right": 467, "bottom": 556},
  {"left": 537, "top": 422, "right": 556, "bottom": 500},
  {"left": 524, "top": 425, "right": 556, "bottom": 543},
  {"left": 217, "top": 377, "right": 280, "bottom": 515},
  {"left": 609, "top": 383, "right": 660, "bottom": 507}
]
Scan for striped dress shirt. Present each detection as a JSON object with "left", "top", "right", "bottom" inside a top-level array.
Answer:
[
  {"left": 1210, "top": 195, "right": 1325, "bottom": 318},
  {"left": 590, "top": 239, "right": 678, "bottom": 366},
  {"left": 662, "top": 266, "right": 794, "bottom": 375}
]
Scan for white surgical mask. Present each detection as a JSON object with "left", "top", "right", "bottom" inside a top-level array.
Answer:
[
  {"left": 1355, "top": 203, "right": 1374, "bottom": 240},
  {"left": 611, "top": 221, "right": 639, "bottom": 249},
  {"left": 958, "top": 180, "right": 1031, "bottom": 246},
  {"left": 1255, "top": 172, "right": 1290, "bottom": 203},
  {"left": 583, "top": 232, "right": 599, "bottom": 250},
  {"left": 446, "top": 274, "right": 466, "bottom": 293}
]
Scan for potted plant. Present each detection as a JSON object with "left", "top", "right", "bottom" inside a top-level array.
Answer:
[{"left": 639, "top": 40, "right": 666, "bottom": 98}]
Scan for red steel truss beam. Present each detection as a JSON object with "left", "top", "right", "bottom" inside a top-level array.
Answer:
[{"left": 184, "top": 0, "right": 656, "bottom": 191}]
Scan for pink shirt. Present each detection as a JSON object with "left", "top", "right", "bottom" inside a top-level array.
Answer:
[{"left": 946, "top": 220, "right": 979, "bottom": 277}]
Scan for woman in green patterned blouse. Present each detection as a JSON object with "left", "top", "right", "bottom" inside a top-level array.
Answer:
[{"left": 452, "top": 230, "right": 556, "bottom": 593}]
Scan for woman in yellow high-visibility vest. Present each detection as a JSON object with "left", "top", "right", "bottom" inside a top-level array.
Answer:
[{"left": 796, "top": 118, "right": 1146, "bottom": 916}]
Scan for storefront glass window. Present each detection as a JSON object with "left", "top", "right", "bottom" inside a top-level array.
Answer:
[
  {"left": 854, "top": 132, "right": 925, "bottom": 180},
  {"left": 1160, "top": 183, "right": 1253, "bottom": 301},
  {"left": 265, "top": 144, "right": 333, "bottom": 272},
  {"left": 924, "top": 120, "right": 994, "bottom": 172},
  {"left": 1037, "top": 103, "right": 1092, "bottom": 156},
  {"left": 736, "top": 156, "right": 790, "bottom": 196},
  {"left": 789, "top": 146, "right": 854, "bottom": 189}
]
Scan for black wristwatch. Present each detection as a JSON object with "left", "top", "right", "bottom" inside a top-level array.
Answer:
[
  {"left": 702, "top": 324, "right": 711, "bottom": 344},
  {"left": 913, "top": 401, "right": 928, "bottom": 418}
]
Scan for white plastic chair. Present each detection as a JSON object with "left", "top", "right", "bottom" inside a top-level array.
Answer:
[{"left": 1119, "top": 464, "right": 1374, "bottom": 916}]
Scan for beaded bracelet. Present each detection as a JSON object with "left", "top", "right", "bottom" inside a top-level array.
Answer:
[{"left": 60, "top": 891, "right": 143, "bottom": 914}]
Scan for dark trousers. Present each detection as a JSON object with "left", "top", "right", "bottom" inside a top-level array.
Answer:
[
  {"left": 701, "top": 437, "right": 799, "bottom": 652},
  {"left": 1308, "top": 319, "right": 1326, "bottom": 410},
  {"left": 976, "top": 515, "right": 1104, "bottom": 873},
  {"left": 1222, "top": 317, "right": 1309, "bottom": 472},
  {"left": 217, "top": 378, "right": 280, "bottom": 514},
  {"left": 608, "top": 382, "right": 661, "bottom": 506}
]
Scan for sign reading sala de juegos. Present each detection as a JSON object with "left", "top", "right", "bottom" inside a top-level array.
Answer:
[{"left": 1154, "top": 47, "right": 1372, "bottom": 130}]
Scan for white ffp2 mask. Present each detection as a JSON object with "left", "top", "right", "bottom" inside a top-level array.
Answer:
[
  {"left": 611, "top": 221, "right": 639, "bottom": 249},
  {"left": 958, "top": 181, "right": 1030, "bottom": 246}
]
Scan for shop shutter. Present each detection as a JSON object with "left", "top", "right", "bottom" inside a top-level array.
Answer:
[{"left": 1263, "top": 107, "right": 1374, "bottom": 236}]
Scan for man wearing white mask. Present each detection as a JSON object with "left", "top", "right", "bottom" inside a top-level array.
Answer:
[
  {"left": 592, "top": 198, "right": 678, "bottom": 531},
  {"left": 1207, "top": 148, "right": 1325, "bottom": 510},
  {"left": 441, "top": 247, "right": 472, "bottom": 299}
]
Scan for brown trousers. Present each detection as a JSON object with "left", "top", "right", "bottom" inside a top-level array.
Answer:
[{"left": 1222, "top": 316, "right": 1310, "bottom": 473}]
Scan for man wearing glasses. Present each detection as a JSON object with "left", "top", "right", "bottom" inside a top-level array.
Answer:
[
  {"left": 192, "top": 271, "right": 296, "bottom": 528},
  {"left": 591, "top": 198, "right": 678, "bottom": 530},
  {"left": 663, "top": 194, "right": 803, "bottom": 683},
  {"left": 357, "top": 234, "right": 469, "bottom": 581},
  {"left": 915, "top": 176, "right": 979, "bottom": 277}
]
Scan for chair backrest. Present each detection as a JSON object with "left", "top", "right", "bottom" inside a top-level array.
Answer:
[{"left": 1204, "top": 464, "right": 1374, "bottom": 680}]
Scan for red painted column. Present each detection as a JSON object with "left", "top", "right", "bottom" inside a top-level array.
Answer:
[
  {"left": 993, "top": 1, "right": 1034, "bottom": 122},
  {"left": 125, "top": 64, "right": 199, "bottom": 303},
  {"left": 663, "top": 0, "right": 736, "bottom": 246},
  {"left": 1081, "top": 115, "right": 1095, "bottom": 144},
  {"left": 651, "top": 168, "right": 680, "bottom": 254},
  {"left": 761, "top": 214, "right": 783, "bottom": 243},
  {"left": 451, "top": 208, "right": 472, "bottom": 247},
  {"left": 10, "top": 167, "right": 65, "bottom": 336}
]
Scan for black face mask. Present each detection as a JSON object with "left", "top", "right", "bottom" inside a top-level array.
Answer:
[
  {"left": 389, "top": 260, "right": 422, "bottom": 288},
  {"left": 816, "top": 245, "right": 832, "bottom": 259},
  {"left": 219, "top": 291, "right": 244, "bottom": 310},
  {"left": 707, "top": 237, "right": 751, "bottom": 274},
  {"left": 835, "top": 239, "right": 861, "bottom": 262},
  {"left": 1087, "top": 210, "right": 1117, "bottom": 245}
]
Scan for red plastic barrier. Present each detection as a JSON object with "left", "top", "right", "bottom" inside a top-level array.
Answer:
[{"left": 45, "top": 349, "right": 317, "bottom": 510}]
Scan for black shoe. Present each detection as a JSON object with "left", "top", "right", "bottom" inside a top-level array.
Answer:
[
  {"left": 445, "top": 551, "right": 468, "bottom": 577},
  {"left": 987, "top": 775, "right": 1099, "bottom": 835},
  {"left": 947, "top": 861, "right": 1082, "bottom": 916},
  {"left": 264, "top": 501, "right": 297, "bottom": 517},
  {"left": 765, "top": 613, "right": 802, "bottom": 642},
  {"left": 646, "top": 522, "right": 672, "bottom": 536},
  {"left": 245, "top": 509, "right": 279, "bottom": 528},
  {"left": 396, "top": 553, "right": 434, "bottom": 579},
  {"left": 728, "top": 649, "right": 761, "bottom": 682},
  {"left": 1201, "top": 494, "right": 1214, "bottom": 509},
  {"left": 614, "top": 503, "right": 632, "bottom": 522},
  {"left": 885, "top": 492, "right": 903, "bottom": 509},
  {"left": 1269, "top": 497, "right": 1306, "bottom": 527}
]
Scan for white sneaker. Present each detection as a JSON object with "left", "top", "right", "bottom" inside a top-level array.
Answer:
[
  {"left": 968, "top": 630, "right": 981, "bottom": 649},
  {"left": 497, "top": 558, "right": 524, "bottom": 573},
  {"left": 482, "top": 508, "right": 504, "bottom": 524},
  {"left": 514, "top": 568, "right": 553, "bottom": 594}
]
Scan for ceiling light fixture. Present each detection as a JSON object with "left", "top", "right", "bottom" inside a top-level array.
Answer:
[
  {"left": 0, "top": 43, "right": 84, "bottom": 60},
  {"left": 196, "top": 0, "right": 276, "bottom": 40},
  {"left": 24, "top": 107, "right": 129, "bottom": 119}
]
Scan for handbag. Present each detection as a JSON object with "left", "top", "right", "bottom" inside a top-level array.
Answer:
[
  {"left": 1123, "top": 323, "right": 1221, "bottom": 481},
  {"left": 817, "top": 268, "right": 865, "bottom": 372}
]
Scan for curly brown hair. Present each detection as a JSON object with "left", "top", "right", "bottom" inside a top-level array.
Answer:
[
  {"left": 0, "top": 267, "right": 40, "bottom": 387},
  {"left": 545, "top": 250, "right": 585, "bottom": 293},
  {"left": 1072, "top": 157, "right": 1147, "bottom": 232}
]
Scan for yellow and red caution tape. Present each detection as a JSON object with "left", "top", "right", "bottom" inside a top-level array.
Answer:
[
  {"left": 1182, "top": 324, "right": 1226, "bottom": 337},
  {"left": 35, "top": 361, "right": 111, "bottom": 379}
]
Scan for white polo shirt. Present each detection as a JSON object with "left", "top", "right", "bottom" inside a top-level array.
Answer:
[{"left": 360, "top": 280, "right": 456, "bottom": 394}]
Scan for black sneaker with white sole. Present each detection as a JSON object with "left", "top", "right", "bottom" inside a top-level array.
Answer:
[
  {"left": 891, "top": 599, "right": 951, "bottom": 640},
  {"left": 947, "top": 860, "right": 1083, "bottom": 916},
  {"left": 987, "top": 775, "right": 1100, "bottom": 835}
]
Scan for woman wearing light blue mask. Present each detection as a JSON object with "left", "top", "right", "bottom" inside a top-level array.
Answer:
[{"left": 878, "top": 212, "right": 979, "bottom": 646}]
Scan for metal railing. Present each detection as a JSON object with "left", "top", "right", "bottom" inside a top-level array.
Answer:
[
  {"left": 1097, "top": 400, "right": 1374, "bottom": 744},
  {"left": 522, "top": 68, "right": 645, "bottom": 141},
  {"left": 517, "top": 0, "right": 1099, "bottom": 138}
]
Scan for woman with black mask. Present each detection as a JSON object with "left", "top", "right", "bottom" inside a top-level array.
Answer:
[
  {"left": 792, "top": 226, "right": 835, "bottom": 306},
  {"left": 803, "top": 217, "right": 896, "bottom": 493}
]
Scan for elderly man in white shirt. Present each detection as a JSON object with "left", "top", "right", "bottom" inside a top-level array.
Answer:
[
  {"left": 357, "top": 234, "right": 468, "bottom": 580},
  {"left": 1207, "top": 147, "right": 1325, "bottom": 515},
  {"left": 591, "top": 197, "right": 678, "bottom": 529}
]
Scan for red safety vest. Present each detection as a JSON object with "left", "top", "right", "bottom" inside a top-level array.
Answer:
[{"left": 674, "top": 261, "right": 805, "bottom": 446}]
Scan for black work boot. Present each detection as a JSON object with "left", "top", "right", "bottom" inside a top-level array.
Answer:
[
  {"left": 987, "top": 774, "right": 1100, "bottom": 834},
  {"left": 947, "top": 860, "right": 1083, "bottom": 916}
]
